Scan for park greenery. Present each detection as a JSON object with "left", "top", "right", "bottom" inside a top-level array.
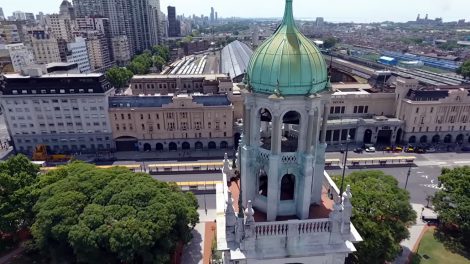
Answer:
[
  {"left": 334, "top": 170, "right": 416, "bottom": 264},
  {"left": 323, "top": 37, "right": 339, "bottom": 49},
  {"left": 457, "top": 60, "right": 470, "bottom": 79},
  {"left": 0, "top": 157, "right": 199, "bottom": 263},
  {"left": 105, "top": 45, "right": 170, "bottom": 88},
  {"left": 433, "top": 167, "right": 470, "bottom": 256},
  {"left": 0, "top": 155, "right": 40, "bottom": 252}
]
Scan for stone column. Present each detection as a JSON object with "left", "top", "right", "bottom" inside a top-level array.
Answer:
[
  {"left": 243, "top": 104, "right": 251, "bottom": 146},
  {"left": 267, "top": 114, "right": 282, "bottom": 221},
  {"left": 305, "top": 110, "right": 318, "bottom": 154},
  {"left": 271, "top": 115, "right": 282, "bottom": 155},
  {"left": 321, "top": 104, "right": 329, "bottom": 144},
  {"left": 250, "top": 109, "right": 260, "bottom": 148},
  {"left": 298, "top": 114, "right": 308, "bottom": 153}
]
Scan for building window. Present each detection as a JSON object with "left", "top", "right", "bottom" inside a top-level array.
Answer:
[{"left": 416, "top": 108, "right": 419, "bottom": 114}]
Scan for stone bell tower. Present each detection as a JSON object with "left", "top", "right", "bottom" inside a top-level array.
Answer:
[
  {"left": 239, "top": 0, "right": 331, "bottom": 221},
  {"left": 216, "top": 1, "right": 362, "bottom": 263}
]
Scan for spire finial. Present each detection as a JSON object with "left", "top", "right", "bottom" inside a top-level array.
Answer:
[{"left": 282, "top": 0, "right": 295, "bottom": 31}]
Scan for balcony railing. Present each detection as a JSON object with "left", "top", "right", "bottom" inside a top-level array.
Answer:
[{"left": 254, "top": 218, "right": 331, "bottom": 239}]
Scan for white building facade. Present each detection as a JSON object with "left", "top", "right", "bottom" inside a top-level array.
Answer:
[
  {"left": 66, "top": 37, "right": 91, "bottom": 73},
  {"left": 2, "top": 43, "right": 35, "bottom": 72},
  {"left": 0, "top": 71, "right": 115, "bottom": 154}
]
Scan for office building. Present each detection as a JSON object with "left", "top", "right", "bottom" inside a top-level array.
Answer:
[
  {"left": 0, "top": 8, "right": 4, "bottom": 20},
  {"left": 210, "top": 7, "right": 214, "bottom": 24},
  {"left": 129, "top": 0, "right": 161, "bottom": 52},
  {"left": 167, "top": 6, "right": 180, "bottom": 37},
  {"left": 1, "top": 43, "right": 35, "bottom": 72},
  {"left": 45, "top": 14, "right": 74, "bottom": 41},
  {"left": 59, "top": 0, "right": 75, "bottom": 20},
  {"left": 28, "top": 30, "right": 61, "bottom": 64},
  {"left": 111, "top": 35, "right": 131, "bottom": 66},
  {"left": 0, "top": 24, "right": 21, "bottom": 44},
  {"left": 72, "top": 0, "right": 104, "bottom": 17},
  {"left": 0, "top": 70, "right": 115, "bottom": 154},
  {"left": 66, "top": 37, "right": 91, "bottom": 73},
  {"left": 12, "top": 11, "right": 26, "bottom": 21},
  {"left": 85, "top": 32, "right": 114, "bottom": 72}
]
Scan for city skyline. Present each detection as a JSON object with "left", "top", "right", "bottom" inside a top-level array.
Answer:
[{"left": 0, "top": 0, "right": 468, "bottom": 23}]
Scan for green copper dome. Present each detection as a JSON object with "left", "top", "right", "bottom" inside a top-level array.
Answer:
[{"left": 246, "top": 0, "right": 328, "bottom": 96}]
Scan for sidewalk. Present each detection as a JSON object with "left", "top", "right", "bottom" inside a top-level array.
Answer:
[
  {"left": 181, "top": 209, "right": 217, "bottom": 264},
  {"left": 393, "top": 203, "right": 429, "bottom": 264}
]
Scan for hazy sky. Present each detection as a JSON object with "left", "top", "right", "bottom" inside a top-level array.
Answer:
[{"left": 0, "top": 0, "right": 468, "bottom": 23}]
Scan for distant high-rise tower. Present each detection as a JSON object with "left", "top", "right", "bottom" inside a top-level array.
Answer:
[
  {"left": 167, "top": 6, "right": 180, "bottom": 37},
  {"left": 210, "top": 7, "right": 214, "bottom": 24},
  {"left": 0, "top": 8, "right": 5, "bottom": 20},
  {"left": 59, "top": 0, "right": 75, "bottom": 20},
  {"left": 215, "top": 12, "right": 218, "bottom": 22},
  {"left": 72, "top": 0, "right": 104, "bottom": 17}
]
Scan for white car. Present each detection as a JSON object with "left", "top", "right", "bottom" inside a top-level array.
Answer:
[{"left": 365, "top": 147, "right": 376, "bottom": 153}]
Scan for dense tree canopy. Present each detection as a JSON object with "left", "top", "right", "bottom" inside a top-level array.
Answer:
[
  {"left": 0, "top": 155, "right": 39, "bottom": 236},
  {"left": 433, "top": 167, "right": 470, "bottom": 253},
  {"left": 105, "top": 67, "right": 134, "bottom": 88},
  {"left": 31, "top": 163, "right": 199, "bottom": 263},
  {"left": 457, "top": 60, "right": 470, "bottom": 79},
  {"left": 323, "top": 37, "right": 338, "bottom": 49},
  {"left": 334, "top": 171, "right": 416, "bottom": 264}
]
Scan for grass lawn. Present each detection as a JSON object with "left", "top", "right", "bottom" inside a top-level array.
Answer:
[{"left": 413, "top": 228, "right": 470, "bottom": 264}]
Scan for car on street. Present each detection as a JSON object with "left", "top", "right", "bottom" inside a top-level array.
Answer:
[
  {"left": 415, "top": 148, "right": 426, "bottom": 154},
  {"left": 384, "top": 146, "right": 392, "bottom": 152},
  {"left": 405, "top": 146, "right": 415, "bottom": 153},
  {"left": 394, "top": 146, "right": 403, "bottom": 152},
  {"left": 365, "top": 146, "right": 376, "bottom": 153},
  {"left": 426, "top": 147, "right": 436, "bottom": 153},
  {"left": 353, "top": 148, "right": 363, "bottom": 153},
  {"left": 462, "top": 146, "right": 470, "bottom": 152}
]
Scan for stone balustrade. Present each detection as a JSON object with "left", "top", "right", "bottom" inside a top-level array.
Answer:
[
  {"left": 256, "top": 149, "right": 298, "bottom": 164},
  {"left": 254, "top": 219, "right": 331, "bottom": 239}
]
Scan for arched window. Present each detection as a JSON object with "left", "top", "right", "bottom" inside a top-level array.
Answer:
[
  {"left": 444, "top": 134, "right": 452, "bottom": 143},
  {"left": 280, "top": 174, "right": 295, "bottom": 201},
  {"left": 282, "top": 111, "right": 301, "bottom": 152},
  {"left": 156, "top": 143, "right": 163, "bottom": 151},
  {"left": 169, "top": 142, "right": 177, "bottom": 151},
  {"left": 195, "top": 141, "right": 203, "bottom": 150},
  {"left": 143, "top": 143, "right": 151, "bottom": 152},
  {"left": 220, "top": 141, "right": 228, "bottom": 149},
  {"left": 258, "top": 169, "right": 268, "bottom": 197},
  {"left": 259, "top": 108, "right": 272, "bottom": 151},
  {"left": 182, "top": 142, "right": 190, "bottom": 150},
  {"left": 420, "top": 135, "right": 428, "bottom": 144},
  {"left": 432, "top": 135, "right": 440, "bottom": 143},
  {"left": 208, "top": 141, "right": 216, "bottom": 149},
  {"left": 408, "top": 136, "right": 416, "bottom": 144}
]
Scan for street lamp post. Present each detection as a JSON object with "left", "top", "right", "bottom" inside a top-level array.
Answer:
[
  {"left": 405, "top": 165, "right": 411, "bottom": 190},
  {"left": 339, "top": 135, "right": 351, "bottom": 198}
]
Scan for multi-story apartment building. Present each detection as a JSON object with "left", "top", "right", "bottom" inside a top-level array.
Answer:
[
  {"left": 0, "top": 24, "right": 21, "bottom": 44},
  {"left": 72, "top": 0, "right": 104, "bottom": 17},
  {"left": 109, "top": 94, "right": 234, "bottom": 152},
  {"left": 66, "top": 37, "right": 91, "bottom": 73},
  {"left": 28, "top": 30, "right": 61, "bottom": 64},
  {"left": 85, "top": 33, "right": 113, "bottom": 72},
  {"left": 1, "top": 43, "right": 34, "bottom": 72},
  {"left": 130, "top": 74, "right": 232, "bottom": 95},
  {"left": 111, "top": 35, "right": 131, "bottom": 66},
  {"left": 0, "top": 69, "right": 115, "bottom": 154},
  {"left": 45, "top": 14, "right": 73, "bottom": 41},
  {"left": 395, "top": 77, "right": 470, "bottom": 145}
]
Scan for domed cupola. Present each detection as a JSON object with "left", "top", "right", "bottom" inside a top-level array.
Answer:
[{"left": 246, "top": 0, "right": 329, "bottom": 96}]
